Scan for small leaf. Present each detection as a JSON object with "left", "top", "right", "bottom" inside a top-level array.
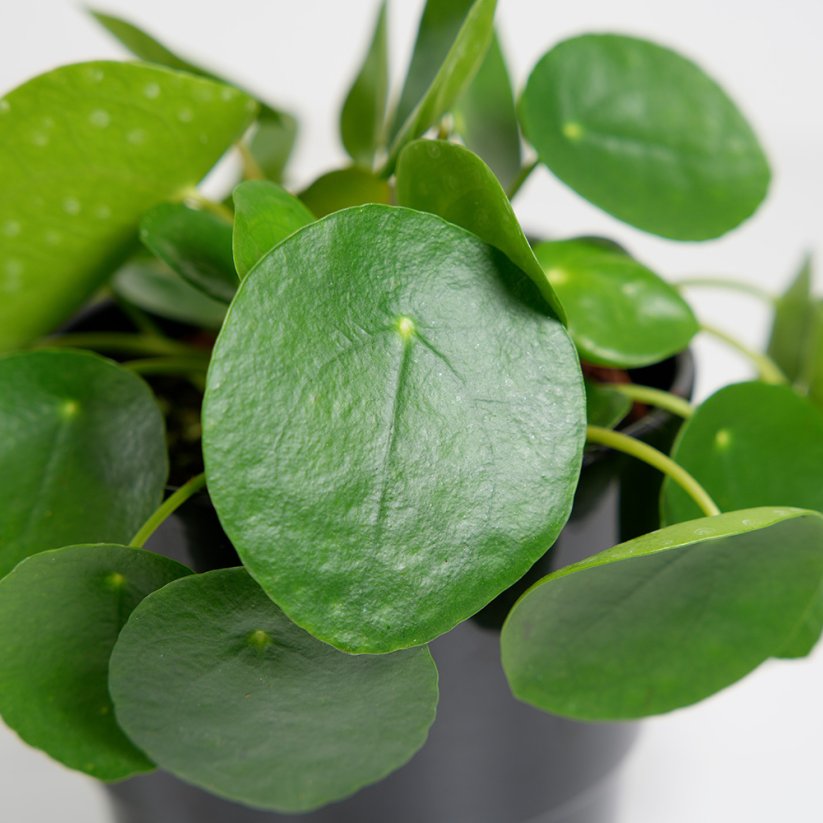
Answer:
[
  {"left": 519, "top": 34, "right": 771, "bottom": 240},
  {"left": 232, "top": 181, "right": 315, "bottom": 278},
  {"left": 0, "top": 62, "right": 256, "bottom": 351},
  {"left": 533, "top": 239, "right": 697, "bottom": 367},
  {"left": 501, "top": 507, "right": 823, "bottom": 720},
  {"left": 396, "top": 140, "right": 564, "bottom": 320},
  {"left": 454, "top": 31, "right": 521, "bottom": 190},
  {"left": 247, "top": 108, "right": 298, "bottom": 184},
  {"left": 299, "top": 167, "right": 391, "bottom": 218},
  {"left": 139, "top": 203, "right": 236, "bottom": 303},
  {"left": 585, "top": 381, "right": 631, "bottom": 429},
  {"left": 0, "top": 544, "right": 190, "bottom": 779},
  {"left": 340, "top": 0, "right": 389, "bottom": 166},
  {"left": 804, "top": 300, "right": 823, "bottom": 410},
  {"left": 202, "top": 205, "right": 584, "bottom": 653},
  {"left": 0, "top": 351, "right": 168, "bottom": 577},
  {"left": 109, "top": 568, "right": 438, "bottom": 811},
  {"left": 385, "top": 0, "right": 497, "bottom": 172},
  {"left": 112, "top": 256, "right": 227, "bottom": 329}
]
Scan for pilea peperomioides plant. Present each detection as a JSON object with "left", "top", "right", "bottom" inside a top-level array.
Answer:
[{"left": 0, "top": 0, "right": 820, "bottom": 815}]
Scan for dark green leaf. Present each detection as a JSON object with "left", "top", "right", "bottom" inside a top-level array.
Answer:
[
  {"left": 109, "top": 568, "right": 438, "bottom": 811},
  {"left": 385, "top": 0, "right": 497, "bottom": 172},
  {"left": 0, "top": 544, "right": 190, "bottom": 779},
  {"left": 202, "top": 205, "right": 584, "bottom": 653},
  {"left": 585, "top": 381, "right": 631, "bottom": 429},
  {"left": 519, "top": 34, "right": 771, "bottom": 240},
  {"left": 232, "top": 181, "right": 315, "bottom": 278},
  {"left": 299, "top": 167, "right": 391, "bottom": 218},
  {"left": 396, "top": 140, "right": 564, "bottom": 320},
  {"left": 340, "top": 0, "right": 389, "bottom": 166},
  {"left": 804, "top": 300, "right": 823, "bottom": 410},
  {"left": 454, "top": 31, "right": 521, "bottom": 190},
  {"left": 533, "top": 239, "right": 697, "bottom": 366},
  {"left": 0, "top": 351, "right": 168, "bottom": 577},
  {"left": 112, "top": 256, "right": 227, "bottom": 329},
  {"left": 501, "top": 507, "right": 823, "bottom": 719},
  {"left": 0, "top": 62, "right": 256, "bottom": 351},
  {"left": 767, "top": 256, "right": 814, "bottom": 384},
  {"left": 139, "top": 203, "right": 236, "bottom": 303}
]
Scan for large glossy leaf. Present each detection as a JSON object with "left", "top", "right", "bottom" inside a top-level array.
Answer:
[
  {"left": 533, "top": 239, "right": 697, "bottom": 366},
  {"left": 0, "top": 351, "right": 168, "bottom": 577},
  {"left": 396, "top": 140, "right": 564, "bottom": 320},
  {"left": 232, "top": 181, "right": 315, "bottom": 278},
  {"left": 519, "top": 34, "right": 771, "bottom": 240},
  {"left": 454, "top": 31, "right": 521, "bottom": 190},
  {"left": 110, "top": 568, "right": 438, "bottom": 811},
  {"left": 0, "top": 544, "right": 190, "bottom": 779},
  {"left": 340, "top": 0, "right": 389, "bottom": 167},
  {"left": 385, "top": 0, "right": 497, "bottom": 171},
  {"left": 501, "top": 507, "right": 823, "bottom": 720},
  {"left": 299, "top": 167, "right": 391, "bottom": 218},
  {"left": 0, "top": 61, "right": 256, "bottom": 350},
  {"left": 203, "top": 205, "right": 584, "bottom": 653},
  {"left": 139, "top": 203, "right": 236, "bottom": 303}
]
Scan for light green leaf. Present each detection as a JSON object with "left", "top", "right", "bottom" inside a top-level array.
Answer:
[
  {"left": 203, "top": 205, "right": 584, "bottom": 653},
  {"left": 109, "top": 568, "right": 438, "bottom": 811},
  {"left": 247, "top": 107, "right": 298, "bottom": 184},
  {"left": 0, "top": 350, "right": 168, "bottom": 577},
  {"left": 396, "top": 140, "right": 564, "bottom": 320},
  {"left": 340, "top": 0, "right": 389, "bottom": 166},
  {"left": 139, "top": 203, "right": 236, "bottom": 303},
  {"left": 533, "top": 238, "right": 697, "bottom": 367},
  {"left": 519, "top": 34, "right": 771, "bottom": 240},
  {"left": 501, "top": 507, "right": 823, "bottom": 719},
  {"left": 299, "top": 167, "right": 391, "bottom": 218},
  {"left": 0, "top": 544, "right": 190, "bottom": 779},
  {"left": 585, "top": 381, "right": 631, "bottom": 429},
  {"left": 232, "top": 181, "right": 315, "bottom": 278},
  {"left": 0, "top": 61, "right": 256, "bottom": 350},
  {"left": 766, "top": 256, "right": 813, "bottom": 384}
]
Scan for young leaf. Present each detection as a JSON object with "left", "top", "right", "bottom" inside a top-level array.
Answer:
[
  {"left": 0, "top": 62, "right": 256, "bottom": 351},
  {"left": 247, "top": 108, "right": 298, "bottom": 184},
  {"left": 585, "top": 381, "right": 631, "bottom": 430},
  {"left": 340, "top": 0, "right": 389, "bottom": 166},
  {"left": 0, "top": 351, "right": 168, "bottom": 578},
  {"left": 109, "top": 568, "right": 438, "bottom": 812},
  {"left": 519, "top": 34, "right": 771, "bottom": 240},
  {"left": 766, "top": 255, "right": 814, "bottom": 384},
  {"left": 501, "top": 507, "right": 823, "bottom": 720},
  {"left": 385, "top": 0, "right": 497, "bottom": 172},
  {"left": 232, "top": 181, "right": 315, "bottom": 278},
  {"left": 203, "top": 205, "right": 585, "bottom": 653},
  {"left": 396, "top": 140, "right": 565, "bottom": 320},
  {"left": 533, "top": 239, "right": 698, "bottom": 367},
  {"left": 298, "top": 167, "right": 391, "bottom": 218},
  {"left": 113, "top": 256, "right": 227, "bottom": 329},
  {"left": 139, "top": 203, "right": 237, "bottom": 303},
  {"left": 454, "top": 31, "right": 521, "bottom": 190},
  {"left": 0, "top": 544, "right": 190, "bottom": 779}
]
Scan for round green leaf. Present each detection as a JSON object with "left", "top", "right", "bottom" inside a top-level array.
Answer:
[
  {"left": 397, "top": 139, "right": 565, "bottom": 320},
  {"left": 298, "top": 167, "right": 391, "bottom": 218},
  {"left": 203, "top": 205, "right": 584, "bottom": 653},
  {"left": 0, "top": 350, "right": 168, "bottom": 577},
  {"left": 139, "top": 203, "right": 237, "bottom": 303},
  {"left": 0, "top": 544, "right": 190, "bottom": 779},
  {"left": 109, "top": 568, "right": 438, "bottom": 811},
  {"left": 0, "top": 61, "right": 256, "bottom": 351},
  {"left": 533, "top": 238, "right": 698, "bottom": 367},
  {"left": 501, "top": 507, "right": 823, "bottom": 720},
  {"left": 232, "top": 181, "right": 315, "bottom": 278},
  {"left": 519, "top": 34, "right": 770, "bottom": 240}
]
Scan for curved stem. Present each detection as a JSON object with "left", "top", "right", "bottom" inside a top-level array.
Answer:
[
  {"left": 700, "top": 323, "right": 787, "bottom": 385},
  {"left": 586, "top": 425, "right": 720, "bottom": 518},
  {"left": 676, "top": 276, "right": 775, "bottom": 306},
  {"left": 180, "top": 187, "right": 235, "bottom": 223},
  {"left": 124, "top": 356, "right": 210, "bottom": 377},
  {"left": 130, "top": 473, "right": 207, "bottom": 549},
  {"left": 598, "top": 382, "right": 694, "bottom": 419},
  {"left": 37, "top": 333, "right": 205, "bottom": 358},
  {"left": 237, "top": 141, "right": 266, "bottom": 181},
  {"left": 506, "top": 158, "right": 539, "bottom": 201}
]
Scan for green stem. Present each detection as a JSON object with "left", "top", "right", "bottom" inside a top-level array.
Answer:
[
  {"left": 506, "top": 158, "right": 538, "bottom": 201},
  {"left": 598, "top": 382, "right": 694, "bottom": 419},
  {"left": 237, "top": 141, "right": 266, "bottom": 181},
  {"left": 130, "top": 473, "right": 207, "bottom": 549},
  {"left": 111, "top": 295, "right": 165, "bottom": 338},
  {"left": 586, "top": 425, "right": 720, "bottom": 518},
  {"left": 123, "top": 356, "right": 210, "bottom": 377},
  {"left": 700, "top": 323, "right": 787, "bottom": 384},
  {"left": 37, "top": 332, "right": 205, "bottom": 358},
  {"left": 180, "top": 187, "right": 235, "bottom": 223},
  {"left": 676, "top": 276, "right": 776, "bottom": 306}
]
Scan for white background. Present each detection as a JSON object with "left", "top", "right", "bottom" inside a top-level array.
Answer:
[{"left": 1, "top": 1, "right": 821, "bottom": 821}]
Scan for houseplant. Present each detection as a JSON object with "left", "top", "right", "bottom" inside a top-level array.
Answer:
[{"left": 0, "top": 1, "right": 821, "bottom": 821}]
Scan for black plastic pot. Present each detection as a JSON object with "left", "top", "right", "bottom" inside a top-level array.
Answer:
[{"left": 90, "top": 298, "right": 693, "bottom": 823}]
